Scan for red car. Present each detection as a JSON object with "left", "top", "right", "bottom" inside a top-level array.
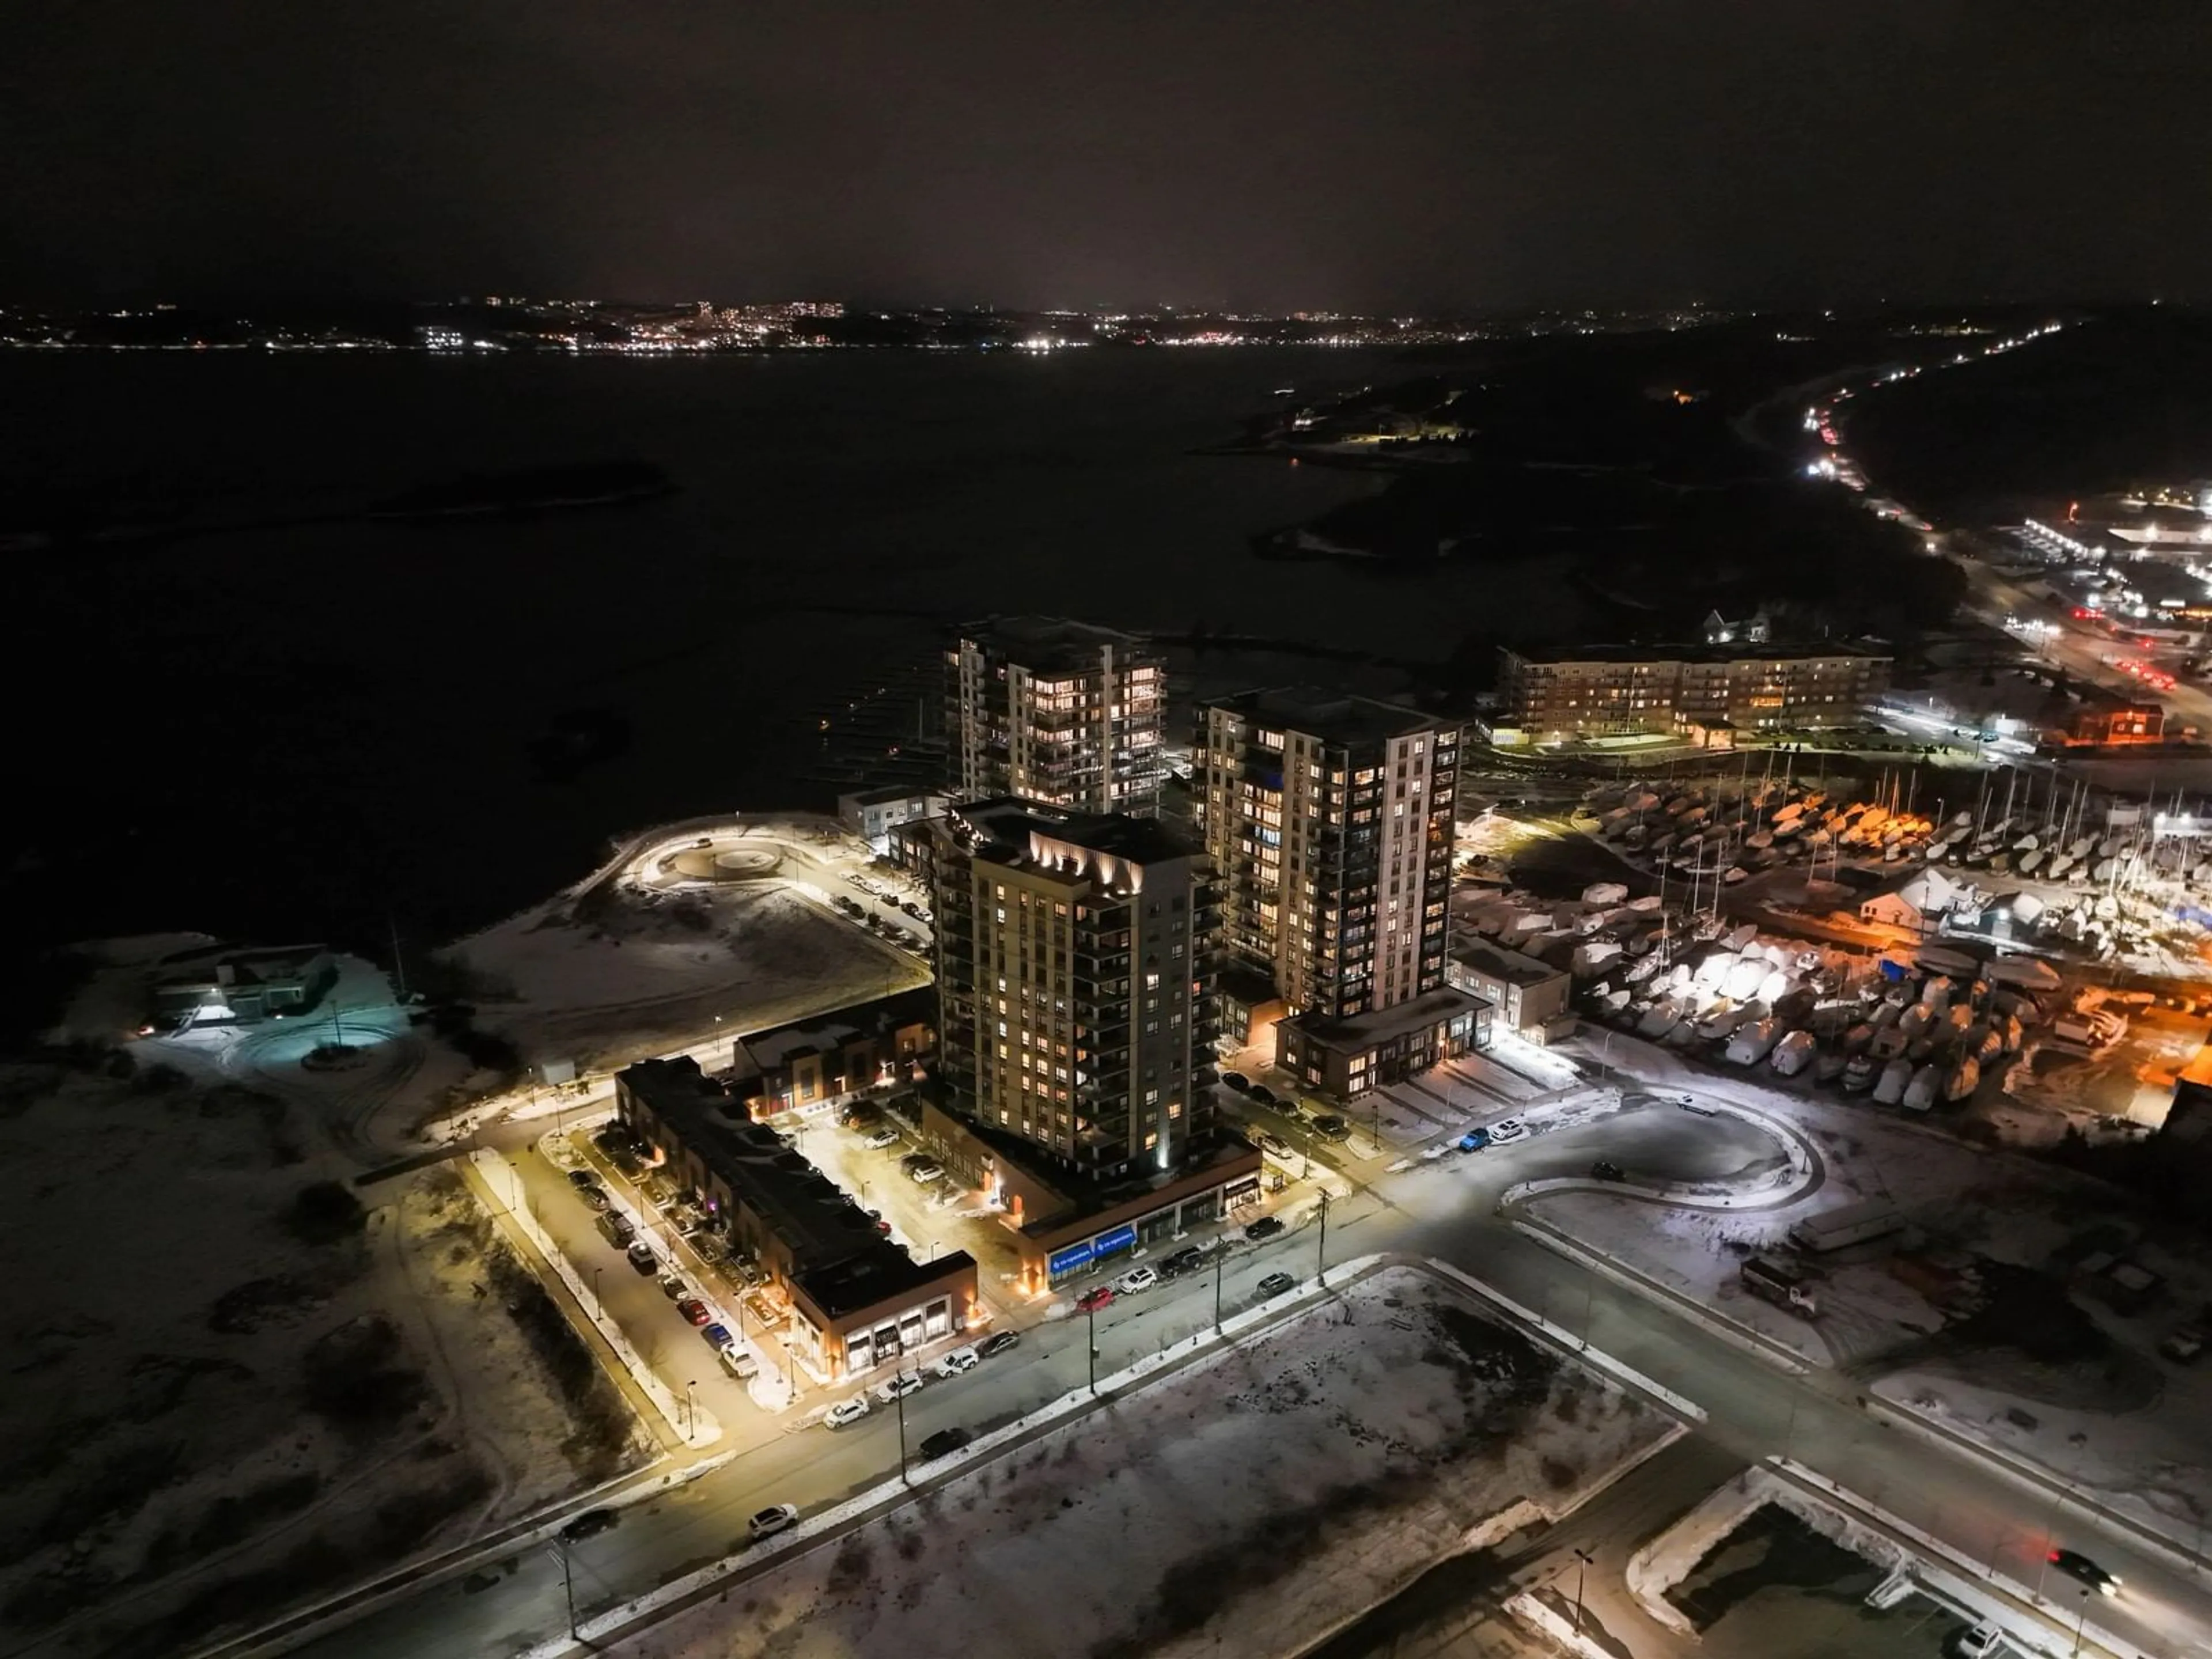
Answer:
[
  {"left": 1076, "top": 1286, "right": 1114, "bottom": 1313},
  {"left": 677, "top": 1297, "right": 712, "bottom": 1327}
]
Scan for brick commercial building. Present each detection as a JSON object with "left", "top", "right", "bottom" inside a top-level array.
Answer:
[
  {"left": 1497, "top": 644, "right": 1892, "bottom": 743},
  {"left": 946, "top": 617, "right": 1166, "bottom": 816},
  {"left": 615, "top": 1057, "right": 978, "bottom": 1381},
  {"left": 724, "top": 988, "right": 935, "bottom": 1119}
]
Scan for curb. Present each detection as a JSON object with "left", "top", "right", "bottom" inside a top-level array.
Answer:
[
  {"left": 1866, "top": 1391, "right": 2212, "bottom": 1581},
  {"left": 1509, "top": 1214, "right": 1816, "bottom": 1375}
]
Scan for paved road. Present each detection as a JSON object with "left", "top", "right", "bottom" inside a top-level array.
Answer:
[{"left": 288, "top": 1096, "right": 2212, "bottom": 1659}]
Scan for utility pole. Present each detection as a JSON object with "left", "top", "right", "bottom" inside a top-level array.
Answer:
[
  {"left": 1086, "top": 1301, "right": 1099, "bottom": 1396},
  {"left": 1315, "top": 1188, "right": 1331, "bottom": 1286}
]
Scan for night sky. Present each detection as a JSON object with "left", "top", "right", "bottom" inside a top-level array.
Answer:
[{"left": 6, "top": 2, "right": 2207, "bottom": 310}]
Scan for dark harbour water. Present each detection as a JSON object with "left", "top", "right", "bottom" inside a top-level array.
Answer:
[{"left": 1, "top": 347, "right": 1581, "bottom": 956}]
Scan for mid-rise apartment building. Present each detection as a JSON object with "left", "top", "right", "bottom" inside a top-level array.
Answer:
[
  {"left": 1193, "top": 690, "right": 1486, "bottom": 1096},
  {"left": 1498, "top": 645, "right": 1891, "bottom": 742},
  {"left": 945, "top": 618, "right": 1166, "bottom": 816},
  {"left": 906, "top": 797, "right": 1220, "bottom": 1179}
]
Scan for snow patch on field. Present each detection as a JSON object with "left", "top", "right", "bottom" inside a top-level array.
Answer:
[
  {"left": 612, "top": 1266, "right": 1676, "bottom": 1659},
  {"left": 0, "top": 1063, "right": 642, "bottom": 1658},
  {"left": 444, "top": 881, "right": 926, "bottom": 1069}
]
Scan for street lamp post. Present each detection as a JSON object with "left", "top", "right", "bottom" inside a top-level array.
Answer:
[
  {"left": 1315, "top": 1188, "right": 1331, "bottom": 1286},
  {"left": 684, "top": 1378, "right": 697, "bottom": 1441},
  {"left": 895, "top": 1377, "right": 910, "bottom": 1485},
  {"left": 1086, "top": 1301, "right": 1099, "bottom": 1396},
  {"left": 1213, "top": 1245, "right": 1229, "bottom": 1335},
  {"left": 591, "top": 1266, "right": 604, "bottom": 1311},
  {"left": 1571, "top": 1546, "right": 1595, "bottom": 1633},
  {"left": 2069, "top": 1585, "right": 2091, "bottom": 1658},
  {"left": 553, "top": 1539, "right": 578, "bottom": 1639}
]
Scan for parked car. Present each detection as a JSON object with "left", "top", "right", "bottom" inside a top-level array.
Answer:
[
  {"left": 1258, "top": 1272, "right": 1296, "bottom": 1297},
  {"left": 1251, "top": 1131, "right": 1292, "bottom": 1158},
  {"left": 825, "top": 1395, "right": 871, "bottom": 1428},
  {"left": 1674, "top": 1094, "right": 1718, "bottom": 1116},
  {"left": 1244, "top": 1215, "right": 1285, "bottom": 1242},
  {"left": 862, "top": 1127, "right": 901, "bottom": 1150},
  {"left": 1955, "top": 1618, "right": 2006, "bottom": 1658},
  {"left": 1076, "top": 1286, "right": 1115, "bottom": 1312},
  {"left": 979, "top": 1330, "right": 1020, "bottom": 1359},
  {"left": 1158, "top": 1246, "right": 1205, "bottom": 1279},
  {"left": 2048, "top": 1548, "right": 2122, "bottom": 1596},
  {"left": 933, "top": 1346, "right": 981, "bottom": 1377},
  {"left": 1484, "top": 1118, "right": 1529, "bottom": 1145},
  {"left": 1247, "top": 1084, "right": 1279, "bottom": 1107},
  {"left": 918, "top": 1426, "right": 972, "bottom": 1460},
  {"left": 658, "top": 1272, "right": 688, "bottom": 1300},
  {"left": 906, "top": 1158, "right": 945, "bottom": 1184},
  {"left": 676, "top": 1297, "right": 712, "bottom": 1326},
  {"left": 2160, "top": 1325, "right": 2205, "bottom": 1364},
  {"left": 747, "top": 1503, "right": 799, "bottom": 1542},
  {"left": 1113, "top": 1266, "right": 1159, "bottom": 1295},
  {"left": 1590, "top": 1160, "right": 1626, "bottom": 1182},
  {"left": 841, "top": 1101, "right": 882, "bottom": 1129},
  {"left": 596, "top": 1211, "right": 636, "bottom": 1248},
  {"left": 717, "top": 1347, "right": 759, "bottom": 1380},
  {"left": 559, "top": 1508, "right": 619, "bottom": 1543},
  {"left": 566, "top": 1168, "right": 598, "bottom": 1190},
  {"left": 1457, "top": 1128, "right": 1491, "bottom": 1153},
  {"left": 575, "top": 1181, "right": 612, "bottom": 1212},
  {"left": 626, "top": 1241, "right": 658, "bottom": 1274},
  {"left": 873, "top": 1370, "right": 927, "bottom": 1404},
  {"left": 702, "top": 1322, "right": 737, "bottom": 1351},
  {"left": 1310, "top": 1114, "right": 1351, "bottom": 1142},
  {"left": 1220, "top": 1072, "right": 1251, "bottom": 1093}
]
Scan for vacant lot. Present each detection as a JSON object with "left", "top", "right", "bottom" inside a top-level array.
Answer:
[{"left": 620, "top": 1264, "right": 1676, "bottom": 1659}]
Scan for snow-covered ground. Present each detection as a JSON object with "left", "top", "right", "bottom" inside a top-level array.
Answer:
[
  {"left": 1520, "top": 1065, "right": 1983, "bottom": 1367},
  {"left": 444, "top": 873, "right": 927, "bottom": 1070},
  {"left": 0, "top": 1059, "right": 643, "bottom": 1658},
  {"left": 609, "top": 1265, "right": 1677, "bottom": 1659}
]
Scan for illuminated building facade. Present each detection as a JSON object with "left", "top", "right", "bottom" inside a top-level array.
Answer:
[
  {"left": 1499, "top": 645, "right": 1891, "bottom": 741},
  {"left": 946, "top": 618, "right": 1165, "bottom": 816},
  {"left": 906, "top": 798, "right": 1220, "bottom": 1179}
]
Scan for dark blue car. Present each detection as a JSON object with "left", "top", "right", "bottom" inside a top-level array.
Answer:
[
  {"left": 1457, "top": 1128, "right": 1491, "bottom": 1152},
  {"left": 702, "top": 1322, "right": 736, "bottom": 1350}
]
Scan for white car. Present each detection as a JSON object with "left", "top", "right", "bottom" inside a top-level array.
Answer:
[
  {"left": 824, "top": 1396, "right": 871, "bottom": 1428},
  {"left": 932, "top": 1345, "right": 980, "bottom": 1378},
  {"left": 873, "top": 1370, "right": 927, "bottom": 1404},
  {"left": 1956, "top": 1620, "right": 2008, "bottom": 1658},
  {"left": 1113, "top": 1266, "right": 1159, "bottom": 1295},
  {"left": 1484, "top": 1118, "right": 1529, "bottom": 1145},
  {"left": 748, "top": 1503, "right": 799, "bottom": 1541},
  {"left": 862, "top": 1127, "right": 901, "bottom": 1149}
]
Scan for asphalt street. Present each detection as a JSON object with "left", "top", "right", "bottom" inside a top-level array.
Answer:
[{"left": 287, "top": 1092, "right": 2212, "bottom": 1659}]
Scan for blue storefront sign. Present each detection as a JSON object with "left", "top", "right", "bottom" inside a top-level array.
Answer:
[
  {"left": 1094, "top": 1224, "right": 1137, "bottom": 1259},
  {"left": 1048, "top": 1239, "right": 1094, "bottom": 1279}
]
